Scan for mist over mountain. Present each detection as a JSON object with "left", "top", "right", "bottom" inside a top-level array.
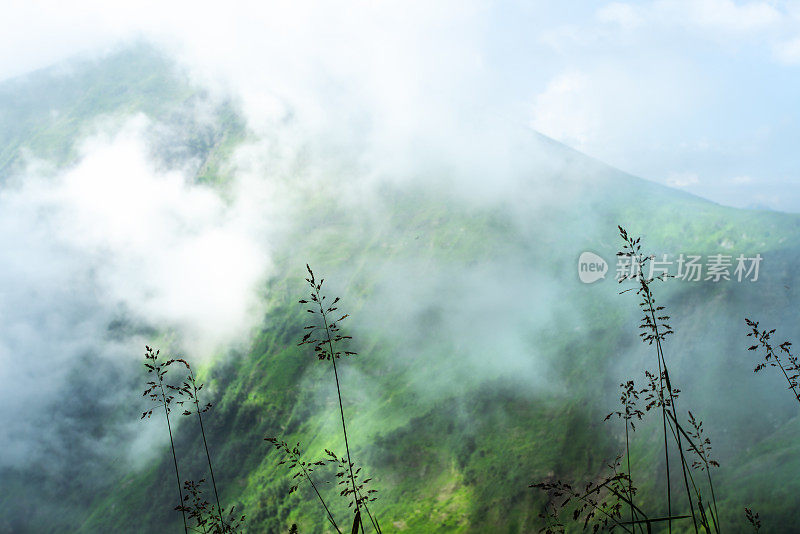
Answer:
[{"left": 1, "top": 43, "right": 799, "bottom": 533}]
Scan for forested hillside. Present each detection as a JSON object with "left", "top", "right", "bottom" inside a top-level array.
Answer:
[{"left": 2, "top": 45, "right": 799, "bottom": 533}]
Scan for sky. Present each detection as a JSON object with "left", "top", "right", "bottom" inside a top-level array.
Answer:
[{"left": 1, "top": 1, "right": 800, "bottom": 211}]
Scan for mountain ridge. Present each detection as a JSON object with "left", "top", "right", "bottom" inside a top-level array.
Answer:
[{"left": 1, "top": 44, "right": 799, "bottom": 533}]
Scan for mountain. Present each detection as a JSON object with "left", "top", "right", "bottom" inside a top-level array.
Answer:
[{"left": 1, "top": 44, "right": 799, "bottom": 534}]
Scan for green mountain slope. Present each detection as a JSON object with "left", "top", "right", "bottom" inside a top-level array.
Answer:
[{"left": 2, "top": 46, "right": 800, "bottom": 534}]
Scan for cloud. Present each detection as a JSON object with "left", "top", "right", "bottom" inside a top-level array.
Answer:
[
  {"left": 597, "top": 3, "right": 645, "bottom": 29},
  {"left": 0, "top": 0, "right": 799, "bottom": 484},
  {"left": 2, "top": 0, "right": 487, "bottom": 147},
  {"left": 774, "top": 35, "right": 800, "bottom": 63},
  {"left": 591, "top": 0, "right": 800, "bottom": 62},
  {"left": 529, "top": 63, "right": 698, "bottom": 165},
  {"left": 595, "top": 0, "right": 782, "bottom": 35},
  {"left": 666, "top": 171, "right": 700, "bottom": 188},
  {"left": 0, "top": 114, "right": 277, "bottom": 471},
  {"left": 530, "top": 71, "right": 597, "bottom": 150},
  {"left": 0, "top": 2, "right": 535, "bottom": 483},
  {"left": 528, "top": 0, "right": 800, "bottom": 203},
  {"left": 676, "top": 0, "right": 781, "bottom": 34},
  {"left": 23, "top": 117, "right": 271, "bottom": 352},
  {"left": 0, "top": 2, "right": 559, "bottom": 489},
  {"left": 3, "top": 0, "right": 799, "bottom": 210}
]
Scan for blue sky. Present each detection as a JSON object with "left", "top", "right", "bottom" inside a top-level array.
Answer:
[
  {"left": 481, "top": 1, "right": 800, "bottom": 211},
  {"left": 2, "top": 0, "right": 799, "bottom": 211}
]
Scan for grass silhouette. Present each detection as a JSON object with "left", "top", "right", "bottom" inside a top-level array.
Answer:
[
  {"left": 175, "top": 360, "right": 225, "bottom": 529},
  {"left": 142, "top": 350, "right": 245, "bottom": 532},
  {"left": 142, "top": 346, "right": 189, "bottom": 534},
  {"left": 746, "top": 318, "right": 800, "bottom": 404},
  {"left": 265, "top": 437, "right": 342, "bottom": 533},
  {"left": 138, "top": 241, "right": 800, "bottom": 532},
  {"left": 531, "top": 226, "right": 726, "bottom": 533},
  {"left": 175, "top": 479, "right": 245, "bottom": 534},
  {"left": 296, "top": 264, "right": 382, "bottom": 534}
]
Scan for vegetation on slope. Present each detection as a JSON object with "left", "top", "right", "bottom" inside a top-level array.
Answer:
[{"left": 2, "top": 46, "right": 800, "bottom": 533}]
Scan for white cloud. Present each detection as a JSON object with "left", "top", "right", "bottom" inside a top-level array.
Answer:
[
  {"left": 666, "top": 171, "right": 700, "bottom": 187},
  {"left": 0, "top": 113, "right": 284, "bottom": 471},
  {"left": 596, "top": 0, "right": 782, "bottom": 35},
  {"left": 542, "top": 0, "right": 787, "bottom": 53},
  {"left": 12, "top": 117, "right": 273, "bottom": 354},
  {"left": 529, "top": 0, "right": 800, "bottom": 197},
  {"left": 530, "top": 71, "right": 597, "bottom": 149},
  {"left": 0, "top": 0, "right": 487, "bottom": 145},
  {"left": 529, "top": 63, "right": 698, "bottom": 167},
  {"left": 597, "top": 3, "right": 644, "bottom": 29},
  {"left": 0, "top": 1, "right": 502, "bottom": 474},
  {"left": 774, "top": 35, "right": 800, "bottom": 63},
  {"left": 538, "top": 0, "right": 800, "bottom": 68},
  {"left": 677, "top": 0, "right": 781, "bottom": 34},
  {"left": 592, "top": 0, "right": 800, "bottom": 62}
]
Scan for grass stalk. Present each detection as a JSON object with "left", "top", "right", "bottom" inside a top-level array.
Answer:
[
  {"left": 298, "top": 265, "right": 381, "bottom": 533},
  {"left": 301, "top": 462, "right": 341, "bottom": 534},
  {"left": 266, "top": 437, "right": 342, "bottom": 534},
  {"left": 162, "top": 385, "right": 188, "bottom": 534},
  {"left": 324, "top": 310, "right": 364, "bottom": 534},
  {"left": 179, "top": 364, "right": 225, "bottom": 530},
  {"left": 142, "top": 346, "right": 188, "bottom": 534}
]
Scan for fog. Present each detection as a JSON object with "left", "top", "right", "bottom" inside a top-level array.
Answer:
[
  {"left": 0, "top": 114, "right": 276, "bottom": 466},
  {"left": 5, "top": 1, "right": 800, "bottom": 209},
  {"left": 0, "top": 23, "right": 594, "bottom": 479},
  {"left": 1, "top": 3, "right": 799, "bottom": 531}
]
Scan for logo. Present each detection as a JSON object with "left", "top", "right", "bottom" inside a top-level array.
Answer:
[{"left": 578, "top": 251, "right": 608, "bottom": 284}]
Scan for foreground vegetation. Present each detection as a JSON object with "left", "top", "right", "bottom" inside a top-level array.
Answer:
[{"left": 141, "top": 228, "right": 798, "bottom": 533}]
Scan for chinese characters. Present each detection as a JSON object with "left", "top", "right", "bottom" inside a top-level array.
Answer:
[{"left": 615, "top": 253, "right": 762, "bottom": 282}]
